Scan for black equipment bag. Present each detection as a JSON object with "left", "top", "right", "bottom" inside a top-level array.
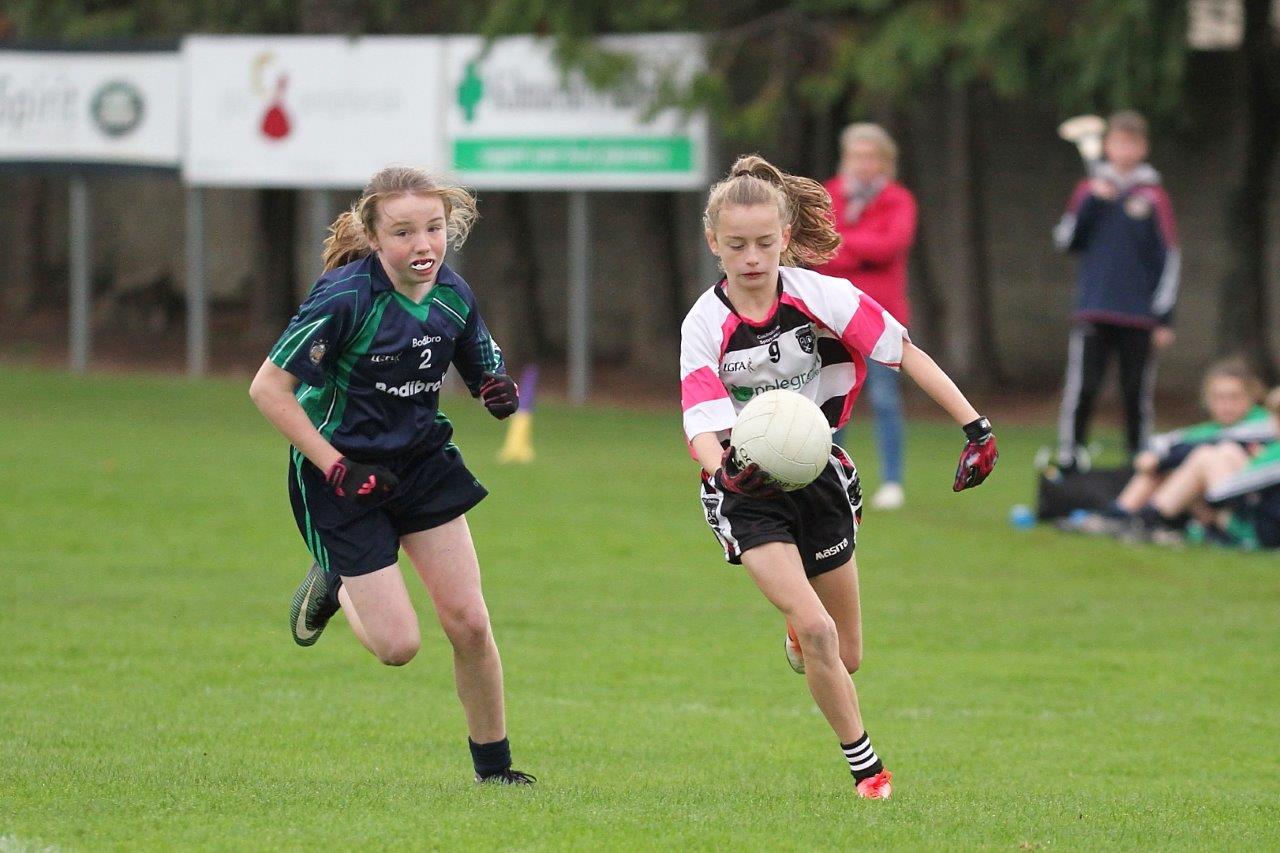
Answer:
[{"left": 1036, "top": 467, "right": 1132, "bottom": 521}]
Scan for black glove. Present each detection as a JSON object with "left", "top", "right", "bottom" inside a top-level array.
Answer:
[
  {"left": 953, "top": 417, "right": 998, "bottom": 492},
  {"left": 714, "top": 445, "right": 782, "bottom": 499},
  {"left": 325, "top": 457, "right": 399, "bottom": 503},
  {"left": 480, "top": 371, "right": 519, "bottom": 420}
]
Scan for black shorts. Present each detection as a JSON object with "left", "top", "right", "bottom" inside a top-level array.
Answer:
[
  {"left": 699, "top": 444, "right": 862, "bottom": 578},
  {"left": 288, "top": 443, "right": 488, "bottom": 577}
]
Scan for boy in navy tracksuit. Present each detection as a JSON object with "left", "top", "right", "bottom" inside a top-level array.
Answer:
[{"left": 1053, "top": 110, "right": 1180, "bottom": 468}]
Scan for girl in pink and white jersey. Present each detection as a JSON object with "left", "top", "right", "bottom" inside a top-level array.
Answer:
[{"left": 679, "top": 155, "right": 998, "bottom": 799}]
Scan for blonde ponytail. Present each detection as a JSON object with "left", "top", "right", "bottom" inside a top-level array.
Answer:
[{"left": 704, "top": 154, "right": 840, "bottom": 268}]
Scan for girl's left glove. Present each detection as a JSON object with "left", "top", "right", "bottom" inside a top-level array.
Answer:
[
  {"left": 954, "top": 417, "right": 998, "bottom": 491},
  {"left": 480, "top": 371, "right": 519, "bottom": 419}
]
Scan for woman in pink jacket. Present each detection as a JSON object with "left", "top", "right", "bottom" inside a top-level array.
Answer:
[{"left": 819, "top": 123, "right": 919, "bottom": 510}]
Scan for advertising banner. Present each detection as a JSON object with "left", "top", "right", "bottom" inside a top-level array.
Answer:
[
  {"left": 445, "top": 34, "right": 709, "bottom": 190},
  {"left": 0, "top": 49, "right": 180, "bottom": 167},
  {"left": 183, "top": 36, "right": 447, "bottom": 188}
]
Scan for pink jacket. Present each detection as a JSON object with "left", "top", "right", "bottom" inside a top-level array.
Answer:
[{"left": 817, "top": 177, "right": 917, "bottom": 326}]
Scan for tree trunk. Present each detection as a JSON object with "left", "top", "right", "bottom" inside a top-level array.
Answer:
[
  {"left": 509, "top": 192, "right": 554, "bottom": 359},
  {"left": 939, "top": 82, "right": 978, "bottom": 381},
  {"left": 249, "top": 188, "right": 298, "bottom": 340},
  {"left": 965, "top": 83, "right": 1005, "bottom": 384},
  {"left": 1217, "top": 0, "right": 1280, "bottom": 381}
]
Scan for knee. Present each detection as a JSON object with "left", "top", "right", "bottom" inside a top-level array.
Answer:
[
  {"left": 443, "top": 606, "right": 493, "bottom": 654},
  {"left": 375, "top": 634, "right": 420, "bottom": 666},
  {"left": 793, "top": 614, "right": 839, "bottom": 661}
]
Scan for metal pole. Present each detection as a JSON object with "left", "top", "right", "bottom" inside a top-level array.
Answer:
[
  {"left": 68, "top": 174, "right": 90, "bottom": 373},
  {"left": 306, "top": 190, "right": 334, "bottom": 297},
  {"left": 185, "top": 187, "right": 207, "bottom": 378},
  {"left": 567, "top": 191, "right": 590, "bottom": 405}
]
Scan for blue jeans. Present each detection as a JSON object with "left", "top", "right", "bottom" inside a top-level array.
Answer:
[{"left": 833, "top": 360, "right": 904, "bottom": 485}]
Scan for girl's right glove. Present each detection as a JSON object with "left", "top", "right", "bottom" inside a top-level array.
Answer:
[{"left": 714, "top": 445, "right": 783, "bottom": 499}]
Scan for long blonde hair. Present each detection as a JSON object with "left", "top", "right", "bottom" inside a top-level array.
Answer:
[
  {"left": 322, "top": 165, "right": 479, "bottom": 272},
  {"left": 702, "top": 154, "right": 840, "bottom": 268}
]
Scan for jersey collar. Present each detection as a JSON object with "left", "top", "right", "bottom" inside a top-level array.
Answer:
[{"left": 715, "top": 275, "right": 784, "bottom": 327}]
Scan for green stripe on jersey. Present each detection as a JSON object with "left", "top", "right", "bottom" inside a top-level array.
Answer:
[
  {"left": 269, "top": 317, "right": 328, "bottom": 367},
  {"left": 432, "top": 287, "right": 470, "bottom": 328},
  {"left": 296, "top": 293, "right": 393, "bottom": 441},
  {"left": 292, "top": 447, "right": 329, "bottom": 571}
]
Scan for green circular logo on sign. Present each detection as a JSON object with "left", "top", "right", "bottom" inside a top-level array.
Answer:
[{"left": 90, "top": 80, "right": 144, "bottom": 137}]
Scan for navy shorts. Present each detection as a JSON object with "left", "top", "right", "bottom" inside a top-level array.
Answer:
[
  {"left": 288, "top": 443, "right": 488, "bottom": 577},
  {"left": 699, "top": 444, "right": 862, "bottom": 578}
]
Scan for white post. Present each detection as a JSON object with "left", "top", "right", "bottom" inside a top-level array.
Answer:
[
  {"left": 185, "top": 187, "right": 207, "bottom": 378},
  {"left": 68, "top": 175, "right": 91, "bottom": 373},
  {"left": 567, "top": 191, "right": 590, "bottom": 405},
  {"left": 306, "top": 190, "right": 334, "bottom": 295}
]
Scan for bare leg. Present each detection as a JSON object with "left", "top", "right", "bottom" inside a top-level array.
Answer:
[
  {"left": 1117, "top": 471, "right": 1162, "bottom": 513},
  {"left": 810, "top": 559, "right": 867, "bottom": 734},
  {"left": 339, "top": 564, "right": 421, "bottom": 666},
  {"left": 742, "top": 542, "right": 862, "bottom": 743},
  {"left": 1151, "top": 443, "right": 1249, "bottom": 518},
  {"left": 401, "top": 516, "right": 506, "bottom": 744}
]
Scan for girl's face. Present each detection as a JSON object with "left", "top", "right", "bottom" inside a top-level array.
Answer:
[
  {"left": 1205, "top": 375, "right": 1253, "bottom": 425},
  {"left": 1103, "top": 129, "right": 1148, "bottom": 173},
  {"left": 368, "top": 193, "right": 449, "bottom": 291},
  {"left": 841, "top": 138, "right": 888, "bottom": 184},
  {"left": 706, "top": 203, "right": 791, "bottom": 295}
]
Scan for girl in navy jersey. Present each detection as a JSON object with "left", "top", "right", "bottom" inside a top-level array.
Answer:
[
  {"left": 680, "top": 155, "right": 998, "bottom": 799},
  {"left": 249, "top": 165, "right": 533, "bottom": 785}
]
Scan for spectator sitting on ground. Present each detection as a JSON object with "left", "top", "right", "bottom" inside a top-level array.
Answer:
[
  {"left": 1076, "top": 370, "right": 1278, "bottom": 545},
  {"left": 1202, "top": 387, "right": 1280, "bottom": 549},
  {"left": 1113, "top": 358, "right": 1274, "bottom": 516}
]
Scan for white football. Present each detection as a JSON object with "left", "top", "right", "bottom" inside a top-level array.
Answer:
[{"left": 730, "top": 389, "right": 832, "bottom": 491}]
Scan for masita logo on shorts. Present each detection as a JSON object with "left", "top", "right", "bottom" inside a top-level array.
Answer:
[
  {"left": 814, "top": 538, "right": 849, "bottom": 560},
  {"left": 376, "top": 379, "right": 443, "bottom": 397}
]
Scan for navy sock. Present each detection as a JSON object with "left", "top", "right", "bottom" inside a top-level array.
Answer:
[{"left": 469, "top": 737, "right": 512, "bottom": 777}]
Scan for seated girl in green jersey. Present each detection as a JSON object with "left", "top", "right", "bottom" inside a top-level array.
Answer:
[{"left": 1105, "top": 363, "right": 1277, "bottom": 541}]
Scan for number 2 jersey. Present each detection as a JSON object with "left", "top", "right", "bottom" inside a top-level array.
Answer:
[
  {"left": 268, "top": 254, "right": 505, "bottom": 462},
  {"left": 680, "top": 266, "right": 909, "bottom": 446}
]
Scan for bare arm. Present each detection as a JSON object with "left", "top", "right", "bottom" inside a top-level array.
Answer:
[
  {"left": 690, "top": 431, "right": 725, "bottom": 476},
  {"left": 248, "top": 360, "right": 343, "bottom": 473},
  {"left": 900, "top": 340, "right": 981, "bottom": 426}
]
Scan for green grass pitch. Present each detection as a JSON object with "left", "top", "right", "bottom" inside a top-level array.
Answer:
[{"left": 2, "top": 366, "right": 1278, "bottom": 849}]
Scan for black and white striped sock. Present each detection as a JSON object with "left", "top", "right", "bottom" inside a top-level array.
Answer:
[{"left": 841, "top": 732, "right": 884, "bottom": 781}]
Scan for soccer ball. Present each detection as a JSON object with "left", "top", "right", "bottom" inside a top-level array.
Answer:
[{"left": 730, "top": 390, "right": 832, "bottom": 491}]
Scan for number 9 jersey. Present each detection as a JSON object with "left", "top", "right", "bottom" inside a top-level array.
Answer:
[
  {"left": 268, "top": 254, "right": 505, "bottom": 461},
  {"left": 679, "top": 266, "right": 909, "bottom": 448}
]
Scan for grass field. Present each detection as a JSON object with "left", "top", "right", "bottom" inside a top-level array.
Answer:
[{"left": 2, "top": 365, "right": 1278, "bottom": 850}]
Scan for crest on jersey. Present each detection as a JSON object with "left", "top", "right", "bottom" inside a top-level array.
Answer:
[
  {"left": 1124, "top": 194, "right": 1152, "bottom": 220},
  {"left": 309, "top": 339, "right": 328, "bottom": 365},
  {"left": 795, "top": 326, "right": 815, "bottom": 354}
]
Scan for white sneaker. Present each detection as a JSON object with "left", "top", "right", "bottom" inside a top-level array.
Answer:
[{"left": 870, "top": 482, "right": 904, "bottom": 510}]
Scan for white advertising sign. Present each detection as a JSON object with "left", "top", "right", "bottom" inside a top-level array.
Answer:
[
  {"left": 183, "top": 36, "right": 447, "bottom": 188},
  {"left": 0, "top": 50, "right": 180, "bottom": 166},
  {"left": 445, "top": 34, "right": 709, "bottom": 190}
]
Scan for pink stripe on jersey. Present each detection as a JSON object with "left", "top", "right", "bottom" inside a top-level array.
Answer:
[
  {"left": 681, "top": 365, "right": 729, "bottom": 411},
  {"left": 841, "top": 297, "right": 888, "bottom": 358},
  {"left": 719, "top": 311, "right": 743, "bottom": 357},
  {"left": 1151, "top": 187, "right": 1179, "bottom": 248},
  {"left": 778, "top": 292, "right": 829, "bottom": 331}
]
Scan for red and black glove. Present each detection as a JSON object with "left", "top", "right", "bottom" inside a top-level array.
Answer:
[
  {"left": 714, "top": 445, "right": 783, "bottom": 499},
  {"left": 325, "top": 457, "right": 399, "bottom": 503},
  {"left": 480, "top": 371, "right": 519, "bottom": 420},
  {"left": 953, "top": 417, "right": 998, "bottom": 491}
]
